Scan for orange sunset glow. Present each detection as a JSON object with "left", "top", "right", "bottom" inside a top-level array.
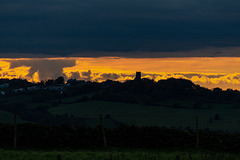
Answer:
[{"left": 1, "top": 57, "right": 240, "bottom": 90}]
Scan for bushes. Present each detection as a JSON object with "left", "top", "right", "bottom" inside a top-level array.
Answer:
[{"left": 0, "top": 123, "right": 240, "bottom": 152}]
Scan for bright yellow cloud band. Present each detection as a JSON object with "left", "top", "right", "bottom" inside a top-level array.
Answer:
[{"left": 1, "top": 57, "right": 240, "bottom": 90}]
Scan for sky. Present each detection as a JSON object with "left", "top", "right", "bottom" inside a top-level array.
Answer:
[
  {"left": 1, "top": 1, "right": 240, "bottom": 90},
  {"left": 0, "top": 0, "right": 240, "bottom": 56}
]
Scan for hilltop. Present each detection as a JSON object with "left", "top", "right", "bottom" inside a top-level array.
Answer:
[{"left": 0, "top": 76, "right": 240, "bottom": 130}]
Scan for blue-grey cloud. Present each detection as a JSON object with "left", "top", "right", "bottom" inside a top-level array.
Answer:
[
  {"left": 100, "top": 73, "right": 120, "bottom": 80},
  {"left": 0, "top": 0, "right": 240, "bottom": 57},
  {"left": 8, "top": 59, "right": 75, "bottom": 80}
]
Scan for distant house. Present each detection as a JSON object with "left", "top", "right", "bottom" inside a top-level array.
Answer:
[
  {"left": 67, "top": 78, "right": 77, "bottom": 85},
  {"left": 0, "top": 91, "right": 5, "bottom": 96},
  {"left": 27, "top": 86, "right": 44, "bottom": 91},
  {"left": 27, "top": 86, "right": 38, "bottom": 91},
  {"left": 47, "top": 86, "right": 65, "bottom": 91},
  {"left": 0, "top": 83, "right": 9, "bottom": 88},
  {"left": 65, "top": 83, "right": 71, "bottom": 87},
  {"left": 13, "top": 88, "right": 26, "bottom": 93}
]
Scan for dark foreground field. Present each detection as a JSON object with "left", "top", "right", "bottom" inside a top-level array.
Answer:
[{"left": 0, "top": 149, "right": 239, "bottom": 160}]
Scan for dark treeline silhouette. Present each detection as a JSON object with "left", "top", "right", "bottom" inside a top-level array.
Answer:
[
  {"left": 62, "top": 77, "right": 240, "bottom": 106},
  {"left": 0, "top": 78, "right": 30, "bottom": 89},
  {"left": 1, "top": 77, "right": 240, "bottom": 104},
  {"left": 87, "top": 78, "right": 240, "bottom": 105},
  {"left": 1, "top": 77, "right": 240, "bottom": 126},
  {"left": 0, "top": 123, "right": 239, "bottom": 152}
]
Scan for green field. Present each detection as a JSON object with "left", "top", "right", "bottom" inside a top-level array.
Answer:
[
  {"left": 1, "top": 93, "right": 240, "bottom": 131},
  {"left": 0, "top": 149, "right": 238, "bottom": 160},
  {"left": 0, "top": 110, "right": 26, "bottom": 123},
  {"left": 48, "top": 100, "right": 240, "bottom": 132}
]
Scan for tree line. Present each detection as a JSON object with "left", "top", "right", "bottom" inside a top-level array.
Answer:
[{"left": 0, "top": 123, "right": 240, "bottom": 152}]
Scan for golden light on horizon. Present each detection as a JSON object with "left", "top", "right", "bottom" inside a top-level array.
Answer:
[
  {"left": 0, "top": 60, "right": 32, "bottom": 81},
  {"left": 1, "top": 57, "right": 240, "bottom": 90}
]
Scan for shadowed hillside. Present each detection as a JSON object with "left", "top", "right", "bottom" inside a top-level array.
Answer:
[{"left": 1, "top": 77, "right": 240, "bottom": 130}]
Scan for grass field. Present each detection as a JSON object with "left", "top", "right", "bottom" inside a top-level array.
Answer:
[
  {"left": 0, "top": 110, "right": 25, "bottom": 123},
  {"left": 155, "top": 100, "right": 233, "bottom": 109},
  {"left": 48, "top": 100, "right": 240, "bottom": 132},
  {"left": 1, "top": 93, "right": 240, "bottom": 131},
  {"left": 0, "top": 149, "right": 238, "bottom": 160}
]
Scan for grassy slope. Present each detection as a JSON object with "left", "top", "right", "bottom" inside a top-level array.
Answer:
[
  {"left": 1, "top": 93, "right": 239, "bottom": 131},
  {"left": 0, "top": 149, "right": 238, "bottom": 160},
  {"left": 48, "top": 100, "right": 240, "bottom": 132},
  {"left": 0, "top": 93, "right": 96, "bottom": 123},
  {"left": 0, "top": 110, "right": 26, "bottom": 123}
]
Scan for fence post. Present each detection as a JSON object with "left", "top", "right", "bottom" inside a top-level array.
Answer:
[
  {"left": 99, "top": 114, "right": 107, "bottom": 148},
  {"left": 13, "top": 112, "right": 17, "bottom": 149},
  {"left": 196, "top": 115, "right": 199, "bottom": 149}
]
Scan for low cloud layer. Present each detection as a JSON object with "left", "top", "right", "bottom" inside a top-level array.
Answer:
[{"left": 1, "top": 57, "right": 240, "bottom": 90}]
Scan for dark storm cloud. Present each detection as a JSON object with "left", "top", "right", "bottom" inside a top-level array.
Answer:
[
  {"left": 81, "top": 70, "right": 92, "bottom": 81},
  {"left": 68, "top": 71, "right": 81, "bottom": 79},
  {"left": 8, "top": 59, "right": 75, "bottom": 80},
  {"left": 175, "top": 73, "right": 225, "bottom": 79},
  {"left": 101, "top": 73, "right": 120, "bottom": 80},
  {"left": 1, "top": 0, "right": 240, "bottom": 57}
]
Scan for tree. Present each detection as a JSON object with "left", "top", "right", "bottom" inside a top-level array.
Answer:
[
  {"left": 55, "top": 76, "right": 64, "bottom": 85},
  {"left": 46, "top": 79, "right": 54, "bottom": 85}
]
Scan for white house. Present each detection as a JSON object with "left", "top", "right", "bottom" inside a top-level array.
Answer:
[{"left": 0, "top": 83, "right": 9, "bottom": 88}]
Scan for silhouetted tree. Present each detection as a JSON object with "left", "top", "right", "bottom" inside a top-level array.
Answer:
[
  {"left": 55, "top": 76, "right": 64, "bottom": 85},
  {"left": 46, "top": 79, "right": 54, "bottom": 85}
]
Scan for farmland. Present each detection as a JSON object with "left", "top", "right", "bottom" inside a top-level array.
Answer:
[
  {"left": 48, "top": 100, "right": 240, "bottom": 132},
  {"left": 1, "top": 77, "right": 240, "bottom": 131},
  {"left": 0, "top": 88, "right": 240, "bottom": 132},
  {"left": 0, "top": 110, "right": 25, "bottom": 123},
  {"left": 1, "top": 78, "right": 240, "bottom": 156}
]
